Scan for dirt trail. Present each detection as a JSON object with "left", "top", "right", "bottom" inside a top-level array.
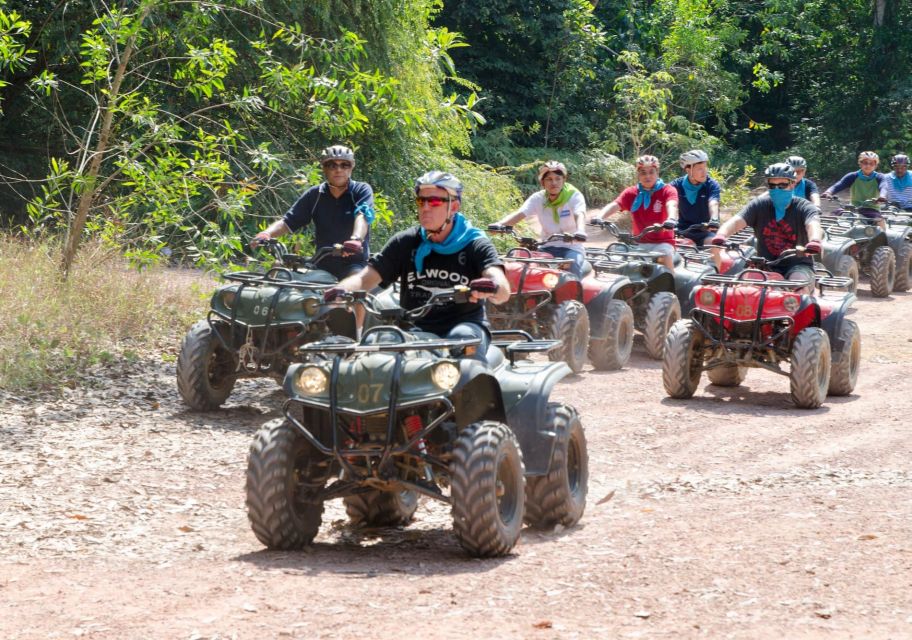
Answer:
[{"left": 2, "top": 274, "right": 911, "bottom": 639}]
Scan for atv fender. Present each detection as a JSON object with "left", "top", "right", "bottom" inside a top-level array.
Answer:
[
  {"left": 886, "top": 229, "right": 911, "bottom": 255},
  {"left": 452, "top": 366, "right": 507, "bottom": 427},
  {"left": 646, "top": 270, "right": 676, "bottom": 295},
  {"left": 586, "top": 282, "right": 644, "bottom": 340},
  {"left": 502, "top": 362, "right": 572, "bottom": 476},
  {"left": 673, "top": 266, "right": 713, "bottom": 315},
  {"left": 819, "top": 237, "right": 855, "bottom": 273},
  {"left": 553, "top": 276, "right": 583, "bottom": 304},
  {"left": 820, "top": 294, "right": 857, "bottom": 362},
  {"left": 323, "top": 307, "right": 357, "bottom": 340}
]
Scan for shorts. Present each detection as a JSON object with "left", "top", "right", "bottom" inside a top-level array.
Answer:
[{"left": 637, "top": 242, "right": 676, "bottom": 259}]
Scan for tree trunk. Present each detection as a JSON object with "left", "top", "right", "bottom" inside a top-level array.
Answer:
[{"left": 60, "top": 7, "right": 150, "bottom": 278}]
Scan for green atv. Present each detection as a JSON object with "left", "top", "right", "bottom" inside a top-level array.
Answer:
[
  {"left": 176, "top": 241, "right": 357, "bottom": 410},
  {"left": 245, "top": 287, "right": 588, "bottom": 557}
]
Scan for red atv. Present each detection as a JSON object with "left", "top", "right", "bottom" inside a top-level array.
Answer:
[
  {"left": 673, "top": 222, "right": 756, "bottom": 275},
  {"left": 662, "top": 248, "right": 860, "bottom": 409},
  {"left": 487, "top": 225, "right": 636, "bottom": 372}
]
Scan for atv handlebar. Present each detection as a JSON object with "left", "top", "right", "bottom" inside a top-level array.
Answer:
[
  {"left": 327, "top": 286, "right": 474, "bottom": 324},
  {"left": 487, "top": 225, "right": 585, "bottom": 249},
  {"left": 256, "top": 239, "right": 345, "bottom": 269}
]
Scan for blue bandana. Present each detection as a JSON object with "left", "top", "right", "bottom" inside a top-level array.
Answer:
[
  {"left": 769, "top": 189, "right": 794, "bottom": 221},
  {"left": 679, "top": 176, "right": 702, "bottom": 205},
  {"left": 856, "top": 170, "right": 877, "bottom": 182},
  {"left": 891, "top": 171, "right": 912, "bottom": 191},
  {"left": 414, "top": 213, "right": 484, "bottom": 273},
  {"left": 793, "top": 179, "right": 807, "bottom": 200},
  {"left": 354, "top": 202, "right": 375, "bottom": 225},
  {"left": 632, "top": 179, "right": 665, "bottom": 212}
]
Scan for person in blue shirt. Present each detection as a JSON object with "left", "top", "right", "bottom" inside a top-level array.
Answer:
[
  {"left": 669, "top": 149, "right": 722, "bottom": 269},
  {"left": 880, "top": 154, "right": 912, "bottom": 210},
  {"left": 251, "top": 145, "right": 375, "bottom": 280},
  {"left": 785, "top": 156, "right": 821, "bottom": 207}
]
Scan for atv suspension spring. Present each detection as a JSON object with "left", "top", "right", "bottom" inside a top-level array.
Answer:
[{"left": 403, "top": 414, "right": 433, "bottom": 482}]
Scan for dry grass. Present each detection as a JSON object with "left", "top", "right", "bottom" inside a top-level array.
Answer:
[{"left": 0, "top": 236, "right": 214, "bottom": 393}]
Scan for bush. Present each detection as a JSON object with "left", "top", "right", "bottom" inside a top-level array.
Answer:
[{"left": 0, "top": 236, "right": 210, "bottom": 392}]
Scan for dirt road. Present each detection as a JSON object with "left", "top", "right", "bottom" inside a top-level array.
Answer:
[{"left": 2, "top": 273, "right": 911, "bottom": 639}]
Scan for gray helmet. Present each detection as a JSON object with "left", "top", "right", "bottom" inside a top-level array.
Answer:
[
  {"left": 679, "top": 149, "right": 709, "bottom": 169},
  {"left": 764, "top": 162, "right": 796, "bottom": 180},
  {"left": 414, "top": 170, "right": 463, "bottom": 200},
  {"left": 891, "top": 154, "right": 909, "bottom": 166},
  {"left": 785, "top": 155, "right": 807, "bottom": 169},
  {"left": 320, "top": 145, "right": 355, "bottom": 165}
]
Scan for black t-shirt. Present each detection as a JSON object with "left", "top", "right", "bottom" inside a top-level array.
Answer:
[
  {"left": 369, "top": 226, "right": 503, "bottom": 335},
  {"left": 282, "top": 180, "right": 373, "bottom": 277},
  {"left": 736, "top": 195, "right": 820, "bottom": 271}
]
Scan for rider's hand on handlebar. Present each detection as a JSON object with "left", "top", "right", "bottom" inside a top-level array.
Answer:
[
  {"left": 707, "top": 219, "right": 721, "bottom": 230},
  {"left": 589, "top": 216, "right": 603, "bottom": 226},
  {"left": 487, "top": 223, "right": 510, "bottom": 233},
  {"left": 469, "top": 277, "right": 498, "bottom": 294},
  {"left": 709, "top": 234, "right": 728, "bottom": 247},
  {"left": 662, "top": 219, "right": 678, "bottom": 230},
  {"left": 572, "top": 232, "right": 587, "bottom": 242},
  {"left": 323, "top": 286, "right": 347, "bottom": 303},
  {"left": 250, "top": 232, "right": 271, "bottom": 248},
  {"left": 342, "top": 238, "right": 363, "bottom": 255},
  {"left": 803, "top": 240, "right": 822, "bottom": 255}
]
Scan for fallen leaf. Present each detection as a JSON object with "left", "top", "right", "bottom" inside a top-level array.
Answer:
[
  {"left": 596, "top": 490, "right": 616, "bottom": 505},
  {"left": 178, "top": 525, "right": 194, "bottom": 533},
  {"left": 68, "top": 514, "right": 89, "bottom": 520},
  {"left": 857, "top": 533, "right": 878, "bottom": 541},
  {"left": 532, "top": 620, "right": 552, "bottom": 629},
  {"left": 634, "top": 611, "right": 651, "bottom": 619},
  {"left": 243, "top": 603, "right": 258, "bottom": 613}
]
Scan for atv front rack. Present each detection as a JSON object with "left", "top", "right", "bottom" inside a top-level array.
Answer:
[{"left": 490, "top": 329, "right": 561, "bottom": 364}]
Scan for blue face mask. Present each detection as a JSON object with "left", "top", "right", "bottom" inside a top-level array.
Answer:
[{"left": 769, "top": 189, "right": 794, "bottom": 220}]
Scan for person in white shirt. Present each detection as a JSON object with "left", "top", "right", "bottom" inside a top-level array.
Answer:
[
  {"left": 880, "top": 154, "right": 912, "bottom": 210},
  {"left": 492, "top": 161, "right": 588, "bottom": 277}
]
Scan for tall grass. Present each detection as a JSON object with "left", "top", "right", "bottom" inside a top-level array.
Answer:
[{"left": 0, "top": 237, "right": 212, "bottom": 393}]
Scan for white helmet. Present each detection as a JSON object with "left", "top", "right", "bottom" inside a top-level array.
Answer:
[
  {"left": 320, "top": 145, "right": 355, "bottom": 165},
  {"left": 785, "top": 155, "right": 807, "bottom": 169},
  {"left": 414, "top": 170, "right": 463, "bottom": 200},
  {"left": 679, "top": 149, "right": 709, "bottom": 169}
]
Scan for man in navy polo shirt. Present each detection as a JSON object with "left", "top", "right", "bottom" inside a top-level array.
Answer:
[
  {"left": 251, "top": 144, "right": 375, "bottom": 280},
  {"left": 669, "top": 149, "right": 723, "bottom": 269}
]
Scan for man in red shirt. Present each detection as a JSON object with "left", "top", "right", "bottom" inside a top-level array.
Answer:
[{"left": 592, "top": 155, "right": 679, "bottom": 272}]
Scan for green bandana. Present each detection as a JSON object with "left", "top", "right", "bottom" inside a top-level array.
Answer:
[{"left": 544, "top": 184, "right": 580, "bottom": 223}]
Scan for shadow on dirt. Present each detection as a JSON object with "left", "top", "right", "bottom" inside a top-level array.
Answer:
[
  {"left": 233, "top": 525, "right": 521, "bottom": 576},
  {"left": 658, "top": 382, "right": 864, "bottom": 416}
]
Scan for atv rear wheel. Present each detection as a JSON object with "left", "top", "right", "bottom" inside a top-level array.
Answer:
[
  {"left": 643, "top": 292, "right": 681, "bottom": 359},
  {"left": 827, "top": 319, "right": 861, "bottom": 396},
  {"left": 662, "top": 319, "right": 704, "bottom": 399},
  {"left": 246, "top": 419, "right": 329, "bottom": 549},
  {"left": 344, "top": 489, "right": 418, "bottom": 527},
  {"left": 707, "top": 363, "right": 746, "bottom": 387},
  {"left": 450, "top": 421, "right": 525, "bottom": 557},
  {"left": 868, "top": 245, "right": 895, "bottom": 297},
  {"left": 524, "top": 404, "right": 588, "bottom": 529},
  {"left": 892, "top": 243, "right": 912, "bottom": 292},
  {"left": 834, "top": 255, "right": 859, "bottom": 293},
  {"left": 790, "top": 327, "right": 831, "bottom": 409},
  {"left": 587, "top": 300, "right": 634, "bottom": 370},
  {"left": 546, "top": 300, "right": 590, "bottom": 373},
  {"left": 176, "top": 320, "right": 238, "bottom": 410}
]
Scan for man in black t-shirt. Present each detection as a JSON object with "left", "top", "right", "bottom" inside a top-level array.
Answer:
[
  {"left": 712, "top": 163, "right": 823, "bottom": 285},
  {"left": 251, "top": 145, "right": 374, "bottom": 281},
  {"left": 325, "top": 171, "right": 510, "bottom": 353}
]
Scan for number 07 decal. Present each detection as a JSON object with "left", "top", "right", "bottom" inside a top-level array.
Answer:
[{"left": 357, "top": 383, "right": 384, "bottom": 403}]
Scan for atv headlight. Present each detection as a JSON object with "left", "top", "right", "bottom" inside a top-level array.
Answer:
[
  {"left": 295, "top": 366, "right": 328, "bottom": 395},
  {"left": 782, "top": 294, "right": 800, "bottom": 313},
  {"left": 542, "top": 273, "right": 559, "bottom": 289},
  {"left": 431, "top": 361, "right": 460, "bottom": 391},
  {"left": 697, "top": 288, "right": 719, "bottom": 307},
  {"left": 222, "top": 289, "right": 237, "bottom": 309},
  {"left": 865, "top": 226, "right": 875, "bottom": 237},
  {"left": 301, "top": 297, "right": 320, "bottom": 316}
]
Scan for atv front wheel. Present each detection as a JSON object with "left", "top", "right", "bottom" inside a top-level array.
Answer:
[
  {"left": 827, "top": 319, "right": 861, "bottom": 396},
  {"left": 662, "top": 319, "right": 704, "bottom": 399},
  {"left": 524, "top": 404, "right": 588, "bottom": 529},
  {"left": 546, "top": 300, "right": 590, "bottom": 374},
  {"left": 707, "top": 363, "right": 746, "bottom": 387},
  {"left": 344, "top": 489, "right": 418, "bottom": 527},
  {"left": 868, "top": 245, "right": 895, "bottom": 297},
  {"left": 643, "top": 292, "right": 682, "bottom": 359},
  {"left": 246, "top": 419, "right": 330, "bottom": 549},
  {"left": 892, "top": 243, "right": 912, "bottom": 292},
  {"left": 176, "top": 320, "right": 238, "bottom": 410},
  {"left": 588, "top": 300, "right": 634, "bottom": 370},
  {"left": 790, "top": 327, "right": 831, "bottom": 409},
  {"left": 450, "top": 421, "right": 525, "bottom": 557},
  {"left": 834, "top": 255, "right": 859, "bottom": 293}
]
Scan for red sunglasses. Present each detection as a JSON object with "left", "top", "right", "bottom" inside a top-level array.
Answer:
[{"left": 416, "top": 195, "right": 451, "bottom": 207}]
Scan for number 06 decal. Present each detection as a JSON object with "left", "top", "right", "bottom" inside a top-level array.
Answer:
[{"left": 357, "top": 383, "right": 384, "bottom": 403}]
